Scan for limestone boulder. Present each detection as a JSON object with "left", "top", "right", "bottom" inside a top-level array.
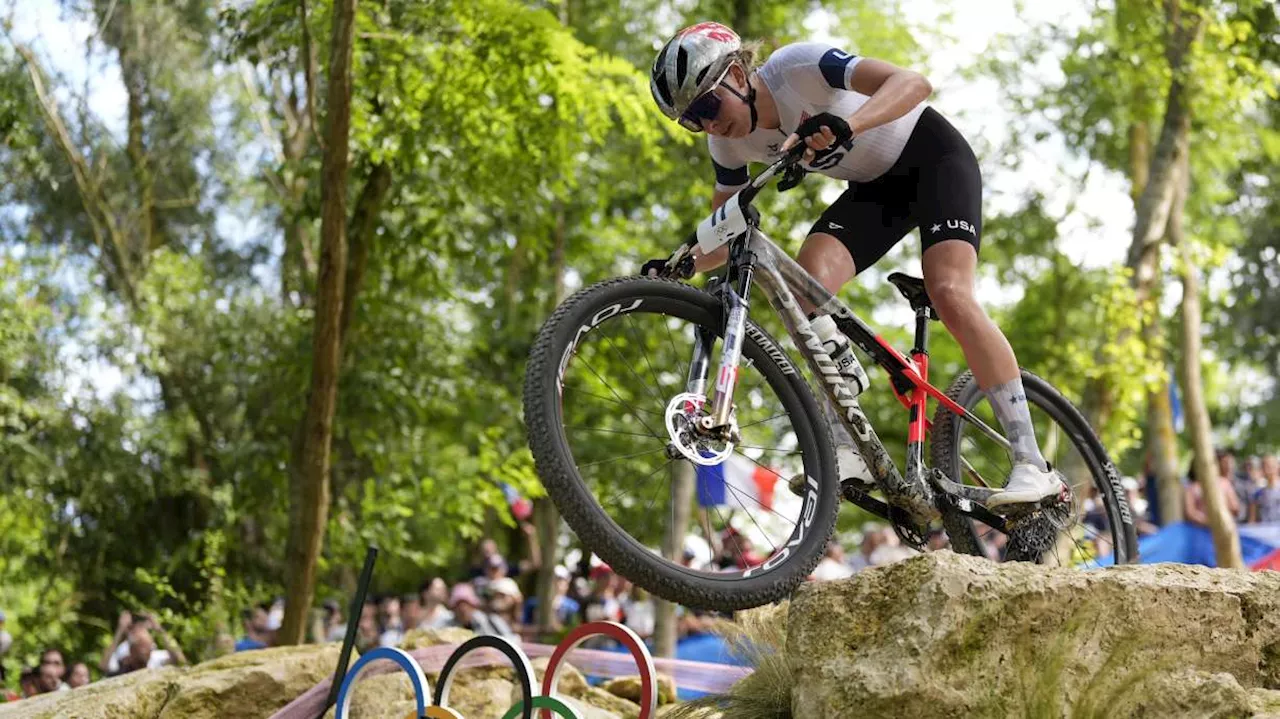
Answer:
[
  {"left": 787, "top": 551, "right": 1280, "bottom": 718},
  {"left": 602, "top": 674, "right": 677, "bottom": 705},
  {"left": 0, "top": 644, "right": 340, "bottom": 719}
]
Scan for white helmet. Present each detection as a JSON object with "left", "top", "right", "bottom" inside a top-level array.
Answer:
[{"left": 650, "top": 23, "right": 742, "bottom": 132}]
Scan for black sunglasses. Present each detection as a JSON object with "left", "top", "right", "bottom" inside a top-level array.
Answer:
[{"left": 680, "top": 88, "right": 724, "bottom": 132}]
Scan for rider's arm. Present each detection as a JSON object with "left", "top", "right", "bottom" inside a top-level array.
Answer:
[
  {"left": 774, "top": 43, "right": 930, "bottom": 154},
  {"left": 694, "top": 139, "right": 749, "bottom": 273},
  {"left": 691, "top": 189, "right": 738, "bottom": 273},
  {"left": 845, "top": 58, "right": 932, "bottom": 135}
]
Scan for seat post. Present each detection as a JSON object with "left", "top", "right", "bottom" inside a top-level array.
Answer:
[{"left": 912, "top": 307, "right": 931, "bottom": 358}]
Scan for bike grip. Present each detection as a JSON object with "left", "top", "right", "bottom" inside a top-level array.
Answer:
[{"left": 784, "top": 141, "right": 808, "bottom": 164}]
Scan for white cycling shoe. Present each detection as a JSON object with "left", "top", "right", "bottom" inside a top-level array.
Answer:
[{"left": 985, "top": 463, "right": 1066, "bottom": 508}]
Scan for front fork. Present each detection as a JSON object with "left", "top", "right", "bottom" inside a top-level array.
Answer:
[{"left": 683, "top": 244, "right": 755, "bottom": 436}]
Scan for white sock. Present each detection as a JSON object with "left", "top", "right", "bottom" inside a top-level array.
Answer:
[{"left": 984, "top": 377, "right": 1048, "bottom": 472}]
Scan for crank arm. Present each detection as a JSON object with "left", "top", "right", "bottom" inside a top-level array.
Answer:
[{"left": 927, "top": 468, "right": 1010, "bottom": 532}]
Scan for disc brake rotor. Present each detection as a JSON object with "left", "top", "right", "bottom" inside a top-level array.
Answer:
[{"left": 663, "top": 392, "right": 735, "bottom": 466}]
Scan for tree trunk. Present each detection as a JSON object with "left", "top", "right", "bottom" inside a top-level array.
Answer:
[
  {"left": 654, "top": 461, "right": 694, "bottom": 658},
  {"left": 339, "top": 163, "right": 393, "bottom": 346},
  {"left": 280, "top": 0, "right": 359, "bottom": 646},
  {"left": 1173, "top": 167, "right": 1243, "bottom": 569},
  {"left": 1147, "top": 378, "right": 1184, "bottom": 524},
  {"left": 1079, "top": 1, "right": 1201, "bottom": 436},
  {"left": 533, "top": 205, "right": 568, "bottom": 636}
]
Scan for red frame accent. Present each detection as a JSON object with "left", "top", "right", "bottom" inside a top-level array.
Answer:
[
  {"left": 870, "top": 335, "right": 967, "bottom": 417},
  {"left": 908, "top": 352, "right": 930, "bottom": 444}
]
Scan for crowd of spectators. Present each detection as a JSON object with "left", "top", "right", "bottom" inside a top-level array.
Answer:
[{"left": 1, "top": 611, "right": 185, "bottom": 701}]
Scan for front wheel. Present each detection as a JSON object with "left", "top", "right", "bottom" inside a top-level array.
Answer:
[
  {"left": 524, "top": 277, "right": 840, "bottom": 611},
  {"left": 931, "top": 369, "right": 1138, "bottom": 567}
]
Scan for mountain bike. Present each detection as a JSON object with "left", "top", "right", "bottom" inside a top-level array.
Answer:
[{"left": 523, "top": 145, "right": 1138, "bottom": 611}]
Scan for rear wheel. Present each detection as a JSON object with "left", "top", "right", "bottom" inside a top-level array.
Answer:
[
  {"left": 930, "top": 369, "right": 1138, "bottom": 567},
  {"left": 524, "top": 277, "right": 840, "bottom": 610}
]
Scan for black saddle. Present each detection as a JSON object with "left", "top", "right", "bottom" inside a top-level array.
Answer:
[{"left": 887, "top": 272, "right": 937, "bottom": 319}]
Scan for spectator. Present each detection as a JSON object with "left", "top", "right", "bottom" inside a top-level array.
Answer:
[
  {"left": 378, "top": 596, "right": 404, "bottom": 647},
  {"left": 868, "top": 527, "right": 916, "bottom": 565},
  {"left": 1121, "top": 477, "right": 1160, "bottom": 536},
  {"left": 418, "top": 578, "right": 454, "bottom": 630},
  {"left": 1244, "top": 456, "right": 1266, "bottom": 493},
  {"left": 925, "top": 527, "right": 949, "bottom": 551},
  {"left": 550, "top": 566, "right": 581, "bottom": 630},
  {"left": 401, "top": 593, "right": 424, "bottom": 635},
  {"left": 811, "top": 540, "right": 855, "bottom": 581},
  {"left": 716, "top": 527, "right": 763, "bottom": 570},
  {"left": 117, "top": 625, "right": 183, "bottom": 674},
  {"left": 446, "top": 583, "right": 516, "bottom": 639},
  {"left": 19, "top": 667, "right": 41, "bottom": 698},
  {"left": 266, "top": 599, "right": 285, "bottom": 637},
  {"left": 38, "top": 649, "right": 68, "bottom": 691},
  {"left": 1250, "top": 455, "right": 1280, "bottom": 524},
  {"left": 320, "top": 599, "right": 347, "bottom": 643},
  {"left": 621, "top": 585, "right": 655, "bottom": 640},
  {"left": 1219, "top": 450, "right": 1252, "bottom": 522},
  {"left": 0, "top": 609, "right": 10, "bottom": 684},
  {"left": 235, "top": 606, "right": 272, "bottom": 652},
  {"left": 582, "top": 565, "right": 623, "bottom": 624},
  {"left": 474, "top": 553, "right": 508, "bottom": 597},
  {"left": 847, "top": 527, "right": 884, "bottom": 573},
  {"left": 469, "top": 539, "right": 513, "bottom": 580},
  {"left": 1184, "top": 456, "right": 1241, "bottom": 526},
  {"left": 356, "top": 600, "right": 379, "bottom": 651},
  {"left": 485, "top": 577, "right": 524, "bottom": 637},
  {"left": 68, "top": 662, "right": 90, "bottom": 689},
  {"left": 102, "top": 614, "right": 186, "bottom": 676}
]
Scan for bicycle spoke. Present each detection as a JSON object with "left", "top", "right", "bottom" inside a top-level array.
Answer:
[
  {"left": 601, "top": 331, "right": 667, "bottom": 407},
  {"left": 565, "top": 386, "right": 666, "bottom": 418},
  {"left": 661, "top": 315, "right": 692, "bottom": 377},
  {"left": 577, "top": 446, "right": 668, "bottom": 470},
  {"left": 734, "top": 443, "right": 802, "bottom": 455},
  {"left": 722, "top": 479, "right": 796, "bottom": 532},
  {"left": 625, "top": 314, "right": 672, "bottom": 399},
  {"left": 565, "top": 425, "right": 666, "bottom": 441},
  {"left": 739, "top": 412, "right": 790, "bottom": 430},
  {"left": 722, "top": 483, "right": 781, "bottom": 554},
  {"left": 602, "top": 460, "right": 672, "bottom": 512},
  {"left": 577, "top": 356, "right": 663, "bottom": 439}
]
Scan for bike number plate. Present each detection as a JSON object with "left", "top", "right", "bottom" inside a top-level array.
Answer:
[{"left": 695, "top": 192, "right": 749, "bottom": 254}]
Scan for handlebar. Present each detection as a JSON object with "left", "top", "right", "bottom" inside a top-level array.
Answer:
[{"left": 659, "top": 143, "right": 809, "bottom": 278}]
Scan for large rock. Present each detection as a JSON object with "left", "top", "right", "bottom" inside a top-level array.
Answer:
[
  {"left": 602, "top": 674, "right": 677, "bottom": 705},
  {"left": 0, "top": 644, "right": 341, "bottom": 719},
  {"left": 787, "top": 551, "right": 1280, "bottom": 718}
]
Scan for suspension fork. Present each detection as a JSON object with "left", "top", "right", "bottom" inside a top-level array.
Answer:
[{"left": 701, "top": 242, "right": 755, "bottom": 430}]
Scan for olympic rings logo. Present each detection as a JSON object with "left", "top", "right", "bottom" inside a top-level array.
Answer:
[{"left": 334, "top": 621, "right": 658, "bottom": 719}]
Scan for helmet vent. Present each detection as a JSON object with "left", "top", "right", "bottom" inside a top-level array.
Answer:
[{"left": 654, "top": 72, "right": 673, "bottom": 106}]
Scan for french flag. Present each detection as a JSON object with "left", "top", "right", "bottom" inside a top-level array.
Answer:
[{"left": 695, "top": 454, "right": 779, "bottom": 511}]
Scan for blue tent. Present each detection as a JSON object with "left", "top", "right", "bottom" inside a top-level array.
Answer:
[{"left": 1095, "top": 522, "right": 1280, "bottom": 567}]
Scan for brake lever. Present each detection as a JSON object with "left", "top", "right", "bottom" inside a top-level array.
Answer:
[{"left": 777, "top": 164, "right": 807, "bottom": 192}]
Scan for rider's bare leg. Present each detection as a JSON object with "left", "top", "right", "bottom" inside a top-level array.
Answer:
[
  {"left": 922, "top": 240, "right": 1059, "bottom": 505},
  {"left": 796, "top": 232, "right": 856, "bottom": 314}
]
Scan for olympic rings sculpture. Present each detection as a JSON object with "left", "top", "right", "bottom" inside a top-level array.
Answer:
[{"left": 333, "top": 621, "right": 658, "bottom": 719}]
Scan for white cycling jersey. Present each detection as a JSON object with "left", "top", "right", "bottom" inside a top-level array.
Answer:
[{"left": 708, "top": 42, "right": 927, "bottom": 193}]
